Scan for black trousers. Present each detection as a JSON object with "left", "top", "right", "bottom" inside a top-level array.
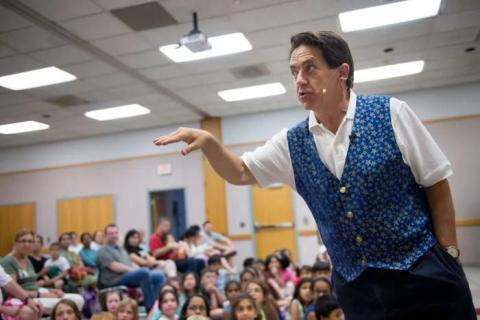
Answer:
[{"left": 332, "top": 244, "right": 476, "bottom": 320}]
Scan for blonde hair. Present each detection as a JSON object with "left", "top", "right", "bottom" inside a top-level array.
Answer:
[
  {"left": 91, "top": 312, "right": 116, "bottom": 320},
  {"left": 117, "top": 298, "right": 138, "bottom": 320}
]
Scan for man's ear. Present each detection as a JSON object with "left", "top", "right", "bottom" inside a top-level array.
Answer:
[{"left": 338, "top": 63, "right": 350, "bottom": 81}]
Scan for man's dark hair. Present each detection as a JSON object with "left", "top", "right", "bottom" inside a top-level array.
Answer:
[
  {"left": 289, "top": 31, "right": 354, "bottom": 90},
  {"left": 312, "top": 260, "right": 331, "bottom": 272},
  {"left": 243, "top": 257, "right": 255, "bottom": 268},
  {"left": 104, "top": 223, "right": 118, "bottom": 233},
  {"left": 207, "top": 254, "right": 222, "bottom": 266}
]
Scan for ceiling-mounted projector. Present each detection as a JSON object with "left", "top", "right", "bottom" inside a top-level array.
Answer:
[{"left": 179, "top": 12, "right": 211, "bottom": 52}]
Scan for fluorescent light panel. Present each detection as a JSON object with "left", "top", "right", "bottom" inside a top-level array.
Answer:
[
  {"left": 339, "top": 0, "right": 441, "bottom": 32},
  {"left": 0, "top": 121, "right": 49, "bottom": 134},
  {"left": 218, "top": 82, "right": 286, "bottom": 102},
  {"left": 85, "top": 104, "right": 151, "bottom": 121},
  {"left": 0, "top": 67, "right": 76, "bottom": 90},
  {"left": 160, "top": 32, "right": 252, "bottom": 63},
  {"left": 355, "top": 60, "right": 424, "bottom": 83}
]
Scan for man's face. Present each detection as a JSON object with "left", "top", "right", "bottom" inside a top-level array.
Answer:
[
  {"left": 204, "top": 223, "right": 212, "bottom": 233},
  {"left": 60, "top": 234, "right": 72, "bottom": 249},
  {"left": 105, "top": 226, "right": 119, "bottom": 245},
  {"left": 289, "top": 45, "right": 345, "bottom": 111},
  {"left": 158, "top": 220, "right": 171, "bottom": 233}
]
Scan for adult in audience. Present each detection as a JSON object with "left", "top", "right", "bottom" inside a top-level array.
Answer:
[
  {"left": 0, "top": 229, "right": 84, "bottom": 314},
  {"left": 0, "top": 264, "right": 42, "bottom": 320},
  {"left": 78, "top": 232, "right": 97, "bottom": 273},
  {"left": 91, "top": 231, "right": 104, "bottom": 251},
  {"left": 149, "top": 218, "right": 205, "bottom": 275},
  {"left": 28, "top": 235, "right": 47, "bottom": 275},
  {"left": 68, "top": 233, "right": 82, "bottom": 255},
  {"left": 202, "top": 221, "right": 235, "bottom": 256},
  {"left": 96, "top": 224, "right": 165, "bottom": 311}
]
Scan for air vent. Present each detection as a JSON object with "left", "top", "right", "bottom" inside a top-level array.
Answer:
[
  {"left": 230, "top": 64, "right": 271, "bottom": 79},
  {"left": 111, "top": 2, "right": 178, "bottom": 32},
  {"left": 45, "top": 95, "right": 89, "bottom": 108}
]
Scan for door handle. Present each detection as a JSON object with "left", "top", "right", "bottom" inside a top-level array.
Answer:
[{"left": 254, "top": 222, "right": 294, "bottom": 230}]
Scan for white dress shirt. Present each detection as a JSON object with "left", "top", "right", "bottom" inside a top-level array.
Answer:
[{"left": 242, "top": 91, "right": 452, "bottom": 190}]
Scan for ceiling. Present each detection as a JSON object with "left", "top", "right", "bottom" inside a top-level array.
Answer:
[{"left": 0, "top": 0, "right": 479, "bottom": 149}]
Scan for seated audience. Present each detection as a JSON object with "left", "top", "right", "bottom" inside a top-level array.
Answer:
[
  {"left": 50, "top": 299, "right": 81, "bottom": 320},
  {"left": 91, "top": 231, "right": 104, "bottom": 251},
  {"left": 43, "top": 242, "right": 70, "bottom": 290},
  {"left": 312, "top": 261, "right": 331, "bottom": 279},
  {"left": 201, "top": 221, "right": 236, "bottom": 256},
  {"left": 149, "top": 218, "right": 204, "bottom": 275},
  {"left": 299, "top": 266, "right": 313, "bottom": 279},
  {"left": 124, "top": 229, "right": 177, "bottom": 278},
  {"left": 99, "top": 289, "right": 123, "bottom": 315},
  {"left": 157, "top": 289, "right": 179, "bottom": 320},
  {"left": 0, "top": 230, "right": 84, "bottom": 315},
  {"left": 117, "top": 298, "right": 138, "bottom": 320},
  {"left": 288, "top": 278, "right": 313, "bottom": 320},
  {"left": 0, "top": 264, "right": 42, "bottom": 320},
  {"left": 199, "top": 268, "right": 224, "bottom": 316},
  {"left": 239, "top": 268, "right": 258, "bottom": 291},
  {"left": 96, "top": 224, "right": 165, "bottom": 311},
  {"left": 305, "top": 277, "right": 332, "bottom": 320},
  {"left": 179, "top": 294, "right": 210, "bottom": 320},
  {"left": 314, "top": 295, "right": 344, "bottom": 320},
  {"left": 245, "top": 280, "right": 279, "bottom": 320},
  {"left": 68, "top": 232, "right": 83, "bottom": 255},
  {"left": 28, "top": 235, "right": 47, "bottom": 276},
  {"left": 78, "top": 233, "right": 97, "bottom": 273},
  {"left": 222, "top": 280, "right": 241, "bottom": 317},
  {"left": 231, "top": 294, "right": 259, "bottom": 320},
  {"left": 207, "top": 255, "right": 237, "bottom": 293}
]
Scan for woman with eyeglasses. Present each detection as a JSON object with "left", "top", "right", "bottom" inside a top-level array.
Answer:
[
  {"left": 0, "top": 229, "right": 84, "bottom": 315},
  {"left": 179, "top": 294, "right": 210, "bottom": 320}
]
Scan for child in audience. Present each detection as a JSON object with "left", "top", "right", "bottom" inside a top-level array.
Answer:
[
  {"left": 50, "top": 299, "right": 82, "bottom": 320},
  {"left": 305, "top": 277, "right": 332, "bottom": 320},
  {"left": 199, "top": 268, "right": 224, "bottom": 317},
  {"left": 314, "top": 295, "right": 344, "bottom": 320},
  {"left": 147, "top": 284, "right": 180, "bottom": 320},
  {"left": 43, "top": 243, "right": 70, "bottom": 290},
  {"left": 179, "top": 294, "right": 210, "bottom": 320},
  {"left": 158, "top": 289, "right": 179, "bottom": 320},
  {"left": 288, "top": 278, "right": 313, "bottom": 320},
  {"left": 312, "top": 261, "right": 331, "bottom": 279},
  {"left": 231, "top": 294, "right": 259, "bottom": 320},
  {"left": 299, "top": 265, "right": 313, "bottom": 279},
  {"left": 117, "top": 298, "right": 138, "bottom": 320},
  {"left": 180, "top": 272, "right": 200, "bottom": 301},
  {"left": 239, "top": 268, "right": 257, "bottom": 291},
  {"left": 100, "top": 290, "right": 123, "bottom": 316},
  {"left": 223, "top": 280, "right": 241, "bottom": 309},
  {"left": 245, "top": 280, "right": 279, "bottom": 320}
]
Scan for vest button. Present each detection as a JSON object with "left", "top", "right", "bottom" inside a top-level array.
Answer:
[
  {"left": 356, "top": 235, "right": 363, "bottom": 245},
  {"left": 339, "top": 186, "right": 347, "bottom": 193},
  {"left": 346, "top": 211, "right": 353, "bottom": 219}
]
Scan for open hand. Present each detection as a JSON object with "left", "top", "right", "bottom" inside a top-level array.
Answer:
[{"left": 153, "top": 127, "right": 213, "bottom": 156}]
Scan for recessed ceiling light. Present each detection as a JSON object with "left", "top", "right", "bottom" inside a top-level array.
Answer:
[
  {"left": 0, "top": 67, "right": 77, "bottom": 90},
  {"left": 218, "top": 82, "right": 286, "bottom": 102},
  {"left": 159, "top": 32, "right": 252, "bottom": 63},
  {"left": 84, "top": 104, "right": 151, "bottom": 121},
  {"left": 355, "top": 60, "right": 425, "bottom": 83},
  {"left": 0, "top": 121, "right": 50, "bottom": 134},
  {"left": 339, "top": 0, "right": 442, "bottom": 32}
]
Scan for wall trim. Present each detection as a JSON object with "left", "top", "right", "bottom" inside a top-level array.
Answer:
[
  {"left": 456, "top": 218, "right": 480, "bottom": 227},
  {"left": 229, "top": 234, "right": 252, "bottom": 241},
  {"left": 298, "top": 229, "right": 318, "bottom": 237}
]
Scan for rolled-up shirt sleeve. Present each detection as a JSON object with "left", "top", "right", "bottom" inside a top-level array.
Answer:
[
  {"left": 241, "top": 129, "right": 296, "bottom": 189},
  {"left": 391, "top": 98, "right": 453, "bottom": 187}
]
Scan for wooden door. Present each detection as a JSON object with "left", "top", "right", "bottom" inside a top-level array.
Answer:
[
  {"left": 58, "top": 195, "right": 114, "bottom": 236},
  {"left": 0, "top": 203, "right": 35, "bottom": 256},
  {"left": 252, "top": 185, "right": 297, "bottom": 261}
]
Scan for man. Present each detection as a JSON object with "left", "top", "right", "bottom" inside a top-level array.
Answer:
[
  {"left": 96, "top": 224, "right": 165, "bottom": 311},
  {"left": 0, "top": 265, "right": 42, "bottom": 320},
  {"left": 202, "top": 221, "right": 236, "bottom": 256},
  {"left": 149, "top": 217, "right": 205, "bottom": 274},
  {"left": 154, "top": 31, "right": 476, "bottom": 319}
]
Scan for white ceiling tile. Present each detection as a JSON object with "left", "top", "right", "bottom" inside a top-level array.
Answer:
[
  {"left": 19, "top": 0, "right": 103, "bottom": 21},
  {"left": 138, "top": 63, "right": 189, "bottom": 80},
  {"left": 0, "top": 26, "right": 66, "bottom": 53},
  {"left": 434, "top": 10, "right": 480, "bottom": 33},
  {"left": 105, "top": 83, "right": 154, "bottom": 99},
  {"left": 92, "top": 0, "right": 153, "bottom": 10},
  {"left": 429, "top": 27, "right": 479, "bottom": 48},
  {"left": 0, "top": 100, "right": 58, "bottom": 118},
  {"left": 0, "top": 7, "right": 33, "bottom": 32},
  {"left": 116, "top": 50, "right": 170, "bottom": 69},
  {"left": 0, "top": 44, "right": 16, "bottom": 58},
  {"left": 62, "top": 60, "right": 116, "bottom": 79},
  {"left": 0, "top": 54, "right": 46, "bottom": 76},
  {"left": 28, "top": 45, "right": 93, "bottom": 66},
  {"left": 92, "top": 33, "right": 153, "bottom": 55},
  {"left": 83, "top": 72, "right": 138, "bottom": 90},
  {"left": 0, "top": 92, "right": 34, "bottom": 107},
  {"left": 60, "top": 13, "right": 132, "bottom": 40},
  {"left": 25, "top": 80, "right": 97, "bottom": 99}
]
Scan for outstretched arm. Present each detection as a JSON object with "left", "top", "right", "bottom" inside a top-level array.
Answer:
[{"left": 154, "top": 127, "right": 257, "bottom": 185}]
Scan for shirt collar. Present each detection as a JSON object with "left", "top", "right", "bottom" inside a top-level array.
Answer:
[{"left": 308, "top": 90, "right": 357, "bottom": 131}]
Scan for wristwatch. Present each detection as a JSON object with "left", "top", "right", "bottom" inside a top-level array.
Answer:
[{"left": 445, "top": 245, "right": 460, "bottom": 259}]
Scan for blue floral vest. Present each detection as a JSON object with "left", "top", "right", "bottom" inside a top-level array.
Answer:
[{"left": 287, "top": 95, "right": 436, "bottom": 281}]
